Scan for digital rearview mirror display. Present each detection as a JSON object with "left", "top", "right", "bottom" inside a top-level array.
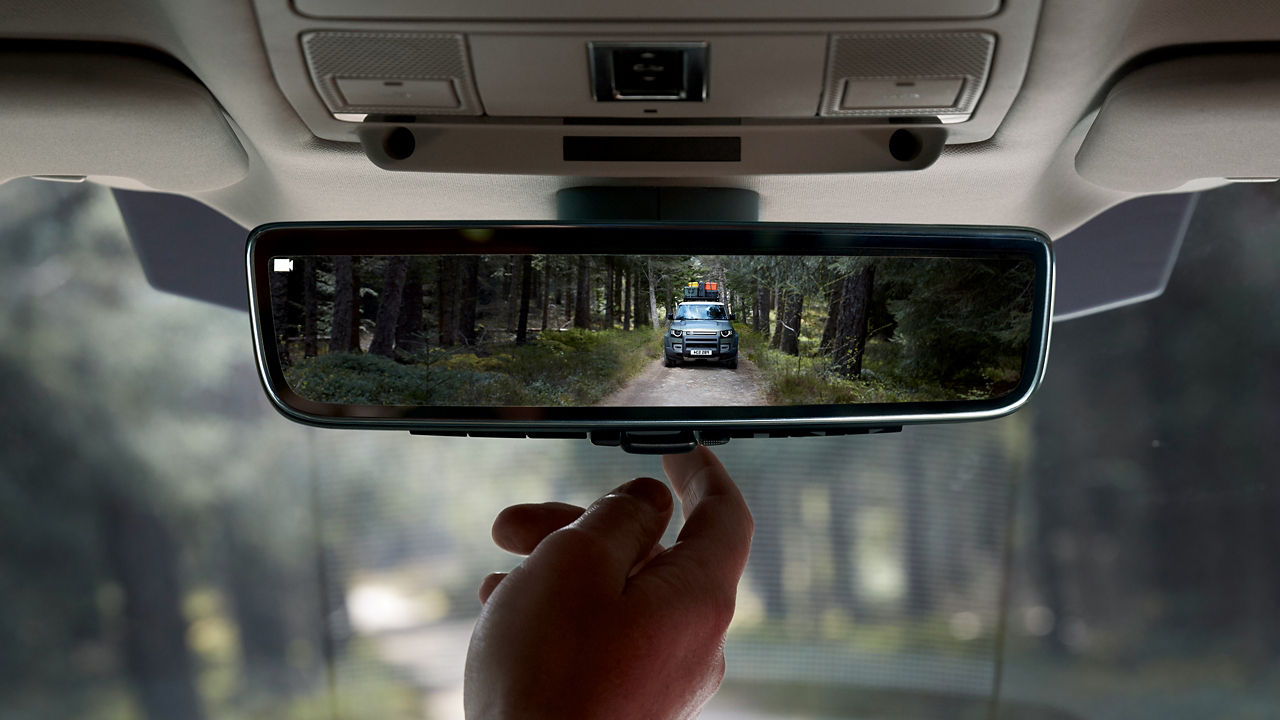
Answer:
[
  {"left": 248, "top": 223, "right": 1052, "bottom": 432},
  {"left": 265, "top": 253, "right": 1035, "bottom": 408}
]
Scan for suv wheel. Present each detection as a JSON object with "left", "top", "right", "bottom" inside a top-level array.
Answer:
[
  {"left": 725, "top": 357, "right": 738, "bottom": 370},
  {"left": 664, "top": 355, "right": 677, "bottom": 367}
]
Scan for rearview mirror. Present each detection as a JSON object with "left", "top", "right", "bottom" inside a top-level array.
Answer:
[{"left": 249, "top": 223, "right": 1052, "bottom": 448}]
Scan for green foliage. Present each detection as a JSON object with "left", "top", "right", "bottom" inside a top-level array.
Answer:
[
  {"left": 285, "top": 327, "right": 664, "bottom": 407},
  {"left": 739, "top": 330, "right": 971, "bottom": 405},
  {"left": 881, "top": 258, "right": 1034, "bottom": 386}
]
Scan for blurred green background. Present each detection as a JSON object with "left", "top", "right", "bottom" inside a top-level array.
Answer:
[{"left": 0, "top": 179, "right": 1276, "bottom": 720}]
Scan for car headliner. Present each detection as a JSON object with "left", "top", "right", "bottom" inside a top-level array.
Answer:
[{"left": 0, "top": 0, "right": 1278, "bottom": 239}]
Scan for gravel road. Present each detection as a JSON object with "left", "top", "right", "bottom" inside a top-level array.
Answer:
[{"left": 599, "top": 356, "right": 769, "bottom": 406}]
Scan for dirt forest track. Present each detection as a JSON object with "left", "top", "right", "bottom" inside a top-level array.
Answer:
[{"left": 598, "top": 356, "right": 769, "bottom": 407}]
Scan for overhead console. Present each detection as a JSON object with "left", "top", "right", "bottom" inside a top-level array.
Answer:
[{"left": 252, "top": 0, "right": 1039, "bottom": 174}]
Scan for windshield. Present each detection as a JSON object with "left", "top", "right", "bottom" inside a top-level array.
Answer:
[
  {"left": 676, "top": 303, "right": 728, "bottom": 320},
  {"left": 2, "top": 179, "right": 1278, "bottom": 720}
]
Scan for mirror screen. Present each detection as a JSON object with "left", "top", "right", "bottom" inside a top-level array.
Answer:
[{"left": 265, "top": 253, "right": 1036, "bottom": 408}]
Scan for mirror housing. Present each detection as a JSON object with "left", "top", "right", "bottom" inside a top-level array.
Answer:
[{"left": 248, "top": 222, "right": 1053, "bottom": 445}]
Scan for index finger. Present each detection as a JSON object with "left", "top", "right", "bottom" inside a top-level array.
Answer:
[{"left": 649, "top": 446, "right": 754, "bottom": 593}]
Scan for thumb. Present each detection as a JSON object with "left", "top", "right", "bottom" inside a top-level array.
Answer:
[{"left": 526, "top": 477, "right": 673, "bottom": 595}]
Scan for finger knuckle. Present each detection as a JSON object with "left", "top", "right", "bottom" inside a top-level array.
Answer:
[
  {"left": 541, "top": 526, "right": 614, "bottom": 566},
  {"left": 704, "top": 591, "right": 738, "bottom": 632}
]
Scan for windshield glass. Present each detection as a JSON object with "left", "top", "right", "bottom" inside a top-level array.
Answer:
[
  {"left": 676, "top": 303, "right": 728, "bottom": 320},
  {"left": 2, "top": 179, "right": 1278, "bottom": 720}
]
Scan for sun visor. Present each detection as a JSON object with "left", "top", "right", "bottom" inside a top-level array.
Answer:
[
  {"left": 1076, "top": 53, "right": 1280, "bottom": 192},
  {"left": 0, "top": 50, "right": 249, "bottom": 193}
]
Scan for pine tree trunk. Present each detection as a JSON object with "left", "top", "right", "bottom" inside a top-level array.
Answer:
[
  {"left": 540, "top": 261, "right": 550, "bottom": 330},
  {"left": 395, "top": 261, "right": 425, "bottom": 354},
  {"left": 621, "top": 265, "right": 631, "bottom": 331},
  {"left": 754, "top": 286, "right": 770, "bottom": 335},
  {"left": 331, "top": 256, "right": 360, "bottom": 353},
  {"left": 505, "top": 259, "right": 520, "bottom": 333},
  {"left": 832, "top": 265, "right": 874, "bottom": 377},
  {"left": 780, "top": 292, "right": 803, "bottom": 355},
  {"left": 516, "top": 255, "right": 533, "bottom": 344},
  {"left": 819, "top": 290, "right": 841, "bottom": 355},
  {"left": 437, "top": 257, "right": 457, "bottom": 347},
  {"left": 101, "top": 492, "right": 207, "bottom": 720},
  {"left": 369, "top": 256, "right": 409, "bottom": 357},
  {"left": 302, "top": 257, "right": 318, "bottom": 358},
  {"left": 829, "top": 479, "right": 866, "bottom": 618},
  {"left": 269, "top": 267, "right": 292, "bottom": 366},
  {"left": 458, "top": 256, "right": 479, "bottom": 345},
  {"left": 771, "top": 286, "right": 785, "bottom": 349},
  {"left": 605, "top": 259, "right": 616, "bottom": 329},
  {"left": 647, "top": 260, "right": 659, "bottom": 327},
  {"left": 574, "top": 256, "right": 591, "bottom": 329},
  {"left": 631, "top": 266, "right": 645, "bottom": 327}
]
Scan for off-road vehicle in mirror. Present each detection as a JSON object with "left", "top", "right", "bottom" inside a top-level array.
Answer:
[{"left": 664, "top": 282, "right": 739, "bottom": 369}]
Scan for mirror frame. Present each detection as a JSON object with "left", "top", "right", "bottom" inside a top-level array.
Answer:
[{"left": 248, "top": 222, "right": 1053, "bottom": 434}]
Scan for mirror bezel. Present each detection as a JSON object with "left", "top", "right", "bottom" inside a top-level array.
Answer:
[{"left": 248, "top": 222, "right": 1053, "bottom": 433}]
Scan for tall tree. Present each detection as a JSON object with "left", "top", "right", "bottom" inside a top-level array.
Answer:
[
  {"left": 621, "top": 263, "right": 631, "bottom": 331},
  {"left": 819, "top": 269, "right": 841, "bottom": 355},
  {"left": 437, "top": 257, "right": 457, "bottom": 347},
  {"left": 516, "top": 255, "right": 534, "bottom": 344},
  {"left": 505, "top": 258, "right": 521, "bottom": 332},
  {"left": 831, "top": 265, "right": 874, "bottom": 377},
  {"left": 779, "top": 291, "right": 803, "bottom": 355},
  {"left": 540, "top": 259, "right": 551, "bottom": 331},
  {"left": 754, "top": 285, "right": 770, "bottom": 335},
  {"left": 219, "top": 505, "right": 297, "bottom": 699},
  {"left": 646, "top": 259, "right": 659, "bottom": 327},
  {"left": 771, "top": 286, "right": 784, "bottom": 349},
  {"left": 330, "top": 256, "right": 360, "bottom": 353},
  {"left": 574, "top": 256, "right": 591, "bottom": 329},
  {"left": 605, "top": 258, "right": 616, "bottom": 329},
  {"left": 302, "top": 257, "right": 318, "bottom": 358},
  {"left": 394, "top": 260, "right": 426, "bottom": 354},
  {"left": 632, "top": 265, "right": 647, "bottom": 327},
  {"left": 101, "top": 492, "right": 207, "bottom": 720},
  {"left": 828, "top": 478, "right": 867, "bottom": 619},
  {"left": 459, "top": 256, "right": 479, "bottom": 345},
  {"left": 368, "top": 256, "right": 410, "bottom": 357},
  {"left": 900, "top": 432, "right": 932, "bottom": 618},
  {"left": 268, "top": 267, "right": 292, "bottom": 366}
]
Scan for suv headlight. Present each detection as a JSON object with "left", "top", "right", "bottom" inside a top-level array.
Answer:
[
  {"left": 670, "top": 329, "right": 683, "bottom": 337},
  {"left": 720, "top": 329, "right": 734, "bottom": 337}
]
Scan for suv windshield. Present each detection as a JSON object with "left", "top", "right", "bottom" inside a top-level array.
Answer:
[{"left": 676, "top": 304, "right": 728, "bottom": 320}]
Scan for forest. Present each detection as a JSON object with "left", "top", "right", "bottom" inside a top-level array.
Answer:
[
  {"left": 269, "top": 252, "right": 1036, "bottom": 406},
  {"left": 4, "top": 181, "right": 1279, "bottom": 720}
]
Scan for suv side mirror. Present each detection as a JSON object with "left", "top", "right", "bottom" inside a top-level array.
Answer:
[
  {"left": 729, "top": 312, "right": 736, "bottom": 321},
  {"left": 666, "top": 312, "right": 673, "bottom": 321}
]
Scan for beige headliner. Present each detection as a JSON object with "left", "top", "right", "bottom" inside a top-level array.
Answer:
[{"left": 2, "top": 0, "right": 1279, "bottom": 236}]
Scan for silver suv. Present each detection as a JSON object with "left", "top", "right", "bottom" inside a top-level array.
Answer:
[{"left": 663, "top": 301, "right": 739, "bottom": 369}]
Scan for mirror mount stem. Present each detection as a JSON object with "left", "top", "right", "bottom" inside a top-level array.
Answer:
[{"left": 556, "top": 187, "right": 760, "bottom": 223}]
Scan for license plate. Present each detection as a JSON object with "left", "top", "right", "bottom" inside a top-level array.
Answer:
[{"left": 689, "top": 349, "right": 713, "bottom": 356}]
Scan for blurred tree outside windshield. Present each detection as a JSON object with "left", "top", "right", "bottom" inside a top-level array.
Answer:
[{"left": 0, "top": 179, "right": 1277, "bottom": 720}]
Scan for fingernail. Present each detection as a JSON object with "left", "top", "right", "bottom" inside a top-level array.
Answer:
[{"left": 616, "top": 478, "right": 672, "bottom": 511}]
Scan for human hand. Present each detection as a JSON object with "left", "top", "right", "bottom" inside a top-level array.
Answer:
[{"left": 464, "top": 446, "right": 754, "bottom": 720}]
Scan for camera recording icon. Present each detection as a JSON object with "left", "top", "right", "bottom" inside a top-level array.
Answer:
[{"left": 273, "top": 258, "right": 294, "bottom": 273}]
